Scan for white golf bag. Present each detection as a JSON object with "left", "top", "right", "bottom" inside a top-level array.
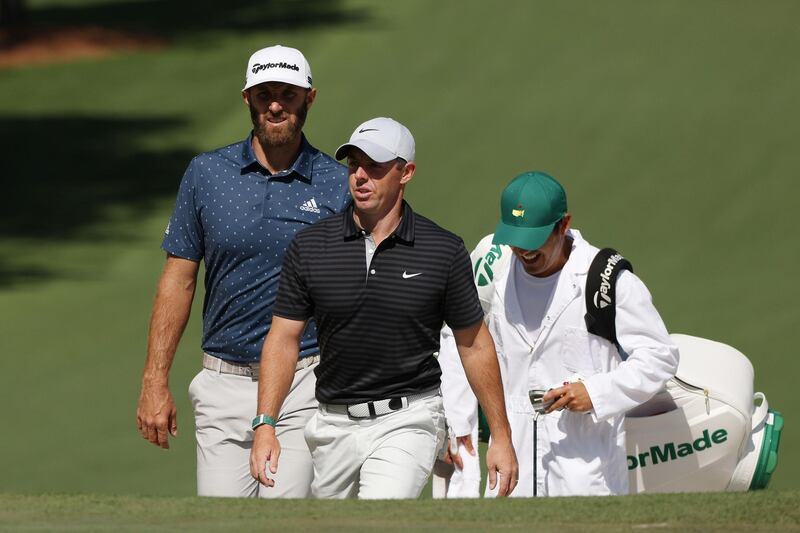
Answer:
[{"left": 625, "top": 333, "right": 782, "bottom": 492}]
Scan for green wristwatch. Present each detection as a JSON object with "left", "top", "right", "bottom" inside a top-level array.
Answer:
[{"left": 252, "top": 414, "right": 277, "bottom": 430}]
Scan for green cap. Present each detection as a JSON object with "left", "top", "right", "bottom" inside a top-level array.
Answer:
[{"left": 492, "top": 172, "right": 567, "bottom": 250}]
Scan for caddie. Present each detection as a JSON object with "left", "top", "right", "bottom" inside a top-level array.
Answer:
[
  {"left": 136, "top": 45, "right": 350, "bottom": 498},
  {"left": 441, "top": 171, "right": 679, "bottom": 496}
]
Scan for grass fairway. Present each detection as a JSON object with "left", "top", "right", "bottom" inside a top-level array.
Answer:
[
  {"left": 0, "top": 0, "right": 798, "bottom": 502},
  {"left": 2, "top": 491, "right": 799, "bottom": 532}
]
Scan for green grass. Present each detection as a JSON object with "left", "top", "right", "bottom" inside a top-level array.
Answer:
[
  {"left": 0, "top": 0, "right": 798, "bottom": 500},
  {"left": 1, "top": 491, "right": 799, "bottom": 532}
]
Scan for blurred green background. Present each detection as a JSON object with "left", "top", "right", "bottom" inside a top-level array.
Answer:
[{"left": 0, "top": 0, "right": 796, "bottom": 496}]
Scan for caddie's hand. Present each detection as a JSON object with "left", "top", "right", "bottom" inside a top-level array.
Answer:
[
  {"left": 136, "top": 381, "right": 177, "bottom": 449},
  {"left": 250, "top": 426, "right": 280, "bottom": 487},
  {"left": 444, "top": 435, "right": 476, "bottom": 471},
  {"left": 486, "top": 437, "right": 518, "bottom": 497},
  {"left": 544, "top": 381, "right": 593, "bottom": 413}
]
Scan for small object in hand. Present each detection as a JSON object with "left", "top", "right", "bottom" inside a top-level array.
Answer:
[
  {"left": 448, "top": 425, "right": 458, "bottom": 455},
  {"left": 528, "top": 389, "right": 555, "bottom": 414}
]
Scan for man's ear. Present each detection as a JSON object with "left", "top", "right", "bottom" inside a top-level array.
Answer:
[
  {"left": 399, "top": 161, "right": 416, "bottom": 185},
  {"left": 560, "top": 214, "right": 572, "bottom": 234},
  {"left": 306, "top": 88, "right": 317, "bottom": 110}
]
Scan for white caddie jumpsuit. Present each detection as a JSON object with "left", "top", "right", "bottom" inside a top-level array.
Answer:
[{"left": 441, "top": 230, "right": 679, "bottom": 497}]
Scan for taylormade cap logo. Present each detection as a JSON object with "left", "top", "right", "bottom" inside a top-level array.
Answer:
[
  {"left": 251, "top": 62, "right": 300, "bottom": 74},
  {"left": 592, "top": 252, "right": 623, "bottom": 309},
  {"left": 243, "top": 45, "right": 312, "bottom": 91}
]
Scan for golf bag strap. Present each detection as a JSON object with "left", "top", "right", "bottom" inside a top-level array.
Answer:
[{"left": 584, "top": 247, "right": 633, "bottom": 358}]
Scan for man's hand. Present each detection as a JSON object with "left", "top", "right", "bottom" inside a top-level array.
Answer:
[
  {"left": 486, "top": 436, "right": 518, "bottom": 496},
  {"left": 443, "top": 435, "right": 476, "bottom": 471},
  {"left": 250, "top": 426, "right": 281, "bottom": 487},
  {"left": 544, "top": 381, "right": 593, "bottom": 413},
  {"left": 136, "top": 382, "right": 177, "bottom": 449}
]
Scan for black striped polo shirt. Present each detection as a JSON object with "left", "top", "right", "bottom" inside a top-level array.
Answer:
[{"left": 273, "top": 201, "right": 484, "bottom": 403}]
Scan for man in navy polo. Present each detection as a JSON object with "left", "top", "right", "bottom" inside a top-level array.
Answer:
[{"left": 136, "top": 45, "right": 350, "bottom": 498}]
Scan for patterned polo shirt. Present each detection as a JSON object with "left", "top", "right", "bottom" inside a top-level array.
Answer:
[
  {"left": 273, "top": 201, "right": 484, "bottom": 403},
  {"left": 162, "top": 133, "right": 350, "bottom": 363}
]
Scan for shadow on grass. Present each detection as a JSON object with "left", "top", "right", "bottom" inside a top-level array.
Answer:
[
  {"left": 0, "top": 115, "right": 195, "bottom": 287},
  {"left": 0, "top": 263, "right": 53, "bottom": 287},
  {"left": 16, "top": 0, "right": 371, "bottom": 39},
  {"left": 0, "top": 2, "right": 375, "bottom": 288}
]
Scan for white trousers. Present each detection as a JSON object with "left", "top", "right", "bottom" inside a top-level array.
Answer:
[
  {"left": 484, "top": 406, "right": 627, "bottom": 497},
  {"left": 188, "top": 360, "right": 317, "bottom": 498},
  {"left": 305, "top": 394, "right": 446, "bottom": 499}
]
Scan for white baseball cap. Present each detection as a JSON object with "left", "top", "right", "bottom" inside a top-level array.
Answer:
[
  {"left": 335, "top": 117, "right": 415, "bottom": 163},
  {"left": 243, "top": 45, "right": 312, "bottom": 91}
]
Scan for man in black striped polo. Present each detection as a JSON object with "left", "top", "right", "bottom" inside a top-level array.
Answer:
[{"left": 249, "top": 117, "right": 518, "bottom": 499}]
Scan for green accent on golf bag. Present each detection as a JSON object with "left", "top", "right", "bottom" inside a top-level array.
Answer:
[{"left": 750, "top": 409, "right": 784, "bottom": 489}]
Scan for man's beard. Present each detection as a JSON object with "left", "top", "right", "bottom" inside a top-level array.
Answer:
[{"left": 251, "top": 100, "right": 308, "bottom": 148}]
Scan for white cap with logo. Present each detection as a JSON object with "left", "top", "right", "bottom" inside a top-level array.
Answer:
[
  {"left": 243, "top": 45, "right": 312, "bottom": 91},
  {"left": 335, "top": 117, "right": 415, "bottom": 163}
]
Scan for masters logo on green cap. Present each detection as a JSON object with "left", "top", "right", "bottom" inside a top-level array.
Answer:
[{"left": 492, "top": 171, "right": 567, "bottom": 251}]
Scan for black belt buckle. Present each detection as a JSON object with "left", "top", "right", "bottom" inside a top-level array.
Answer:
[{"left": 388, "top": 397, "right": 404, "bottom": 411}]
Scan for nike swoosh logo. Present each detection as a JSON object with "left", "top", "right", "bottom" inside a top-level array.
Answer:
[
  {"left": 402, "top": 271, "right": 422, "bottom": 279},
  {"left": 359, "top": 128, "right": 379, "bottom": 133}
]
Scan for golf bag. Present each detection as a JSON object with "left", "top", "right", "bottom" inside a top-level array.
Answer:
[
  {"left": 625, "top": 333, "right": 782, "bottom": 492},
  {"left": 585, "top": 249, "right": 784, "bottom": 492}
]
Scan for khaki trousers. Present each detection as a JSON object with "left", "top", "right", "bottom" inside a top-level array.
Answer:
[{"left": 189, "top": 360, "right": 317, "bottom": 498}]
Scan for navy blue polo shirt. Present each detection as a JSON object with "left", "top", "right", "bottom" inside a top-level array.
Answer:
[{"left": 162, "top": 133, "right": 350, "bottom": 362}]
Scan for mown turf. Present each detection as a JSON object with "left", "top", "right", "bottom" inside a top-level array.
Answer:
[
  {"left": 1, "top": 491, "right": 799, "bottom": 532},
  {"left": 0, "top": 0, "right": 798, "bottom": 498}
]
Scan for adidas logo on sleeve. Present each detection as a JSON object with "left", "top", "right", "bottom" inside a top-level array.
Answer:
[{"left": 299, "top": 198, "right": 321, "bottom": 214}]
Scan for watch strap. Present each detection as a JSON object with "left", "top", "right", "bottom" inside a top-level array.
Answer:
[{"left": 251, "top": 413, "right": 277, "bottom": 430}]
